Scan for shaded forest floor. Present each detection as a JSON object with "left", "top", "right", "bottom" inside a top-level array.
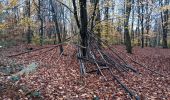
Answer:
[{"left": 0, "top": 44, "right": 170, "bottom": 100}]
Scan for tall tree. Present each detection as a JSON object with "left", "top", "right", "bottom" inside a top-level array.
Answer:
[
  {"left": 90, "top": 0, "right": 99, "bottom": 31},
  {"left": 141, "top": 0, "right": 144, "bottom": 48},
  {"left": 131, "top": 0, "right": 135, "bottom": 42},
  {"left": 72, "top": 0, "right": 80, "bottom": 29},
  {"left": 124, "top": 0, "right": 132, "bottom": 53},
  {"left": 25, "top": 0, "right": 32, "bottom": 44},
  {"left": 50, "top": 0, "right": 63, "bottom": 53},
  {"left": 79, "top": 0, "right": 88, "bottom": 57},
  {"left": 144, "top": 0, "right": 153, "bottom": 47},
  {"left": 136, "top": 0, "right": 141, "bottom": 46},
  {"left": 161, "top": 0, "right": 169, "bottom": 48},
  {"left": 95, "top": 0, "right": 101, "bottom": 44},
  {"left": 104, "top": 0, "right": 109, "bottom": 40},
  {"left": 38, "top": 0, "right": 44, "bottom": 46},
  {"left": 90, "top": 0, "right": 101, "bottom": 46}
]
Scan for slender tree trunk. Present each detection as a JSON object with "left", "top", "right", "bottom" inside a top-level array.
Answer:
[
  {"left": 90, "top": 0, "right": 101, "bottom": 46},
  {"left": 162, "top": 0, "right": 169, "bottom": 48},
  {"left": 131, "top": 0, "right": 135, "bottom": 43},
  {"left": 72, "top": 0, "right": 80, "bottom": 29},
  {"left": 104, "top": 0, "right": 109, "bottom": 40},
  {"left": 96, "top": 0, "right": 101, "bottom": 45},
  {"left": 137, "top": 0, "right": 140, "bottom": 46},
  {"left": 50, "top": 0, "right": 63, "bottom": 53},
  {"left": 38, "top": 0, "right": 44, "bottom": 46},
  {"left": 141, "top": 1, "right": 144, "bottom": 48},
  {"left": 79, "top": 0, "right": 88, "bottom": 57},
  {"left": 62, "top": 7, "right": 66, "bottom": 41},
  {"left": 145, "top": 2, "right": 149, "bottom": 47},
  {"left": 90, "top": 0, "right": 99, "bottom": 31},
  {"left": 124, "top": 0, "right": 132, "bottom": 53},
  {"left": 25, "top": 0, "right": 32, "bottom": 44}
]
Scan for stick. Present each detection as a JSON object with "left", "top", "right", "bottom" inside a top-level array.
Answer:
[{"left": 108, "top": 68, "right": 140, "bottom": 100}]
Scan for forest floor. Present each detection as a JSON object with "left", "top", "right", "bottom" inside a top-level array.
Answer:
[{"left": 0, "top": 44, "right": 170, "bottom": 100}]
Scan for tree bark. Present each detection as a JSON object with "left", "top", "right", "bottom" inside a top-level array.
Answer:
[
  {"left": 145, "top": 2, "right": 149, "bottom": 47},
  {"left": 72, "top": 0, "right": 80, "bottom": 29},
  {"left": 131, "top": 0, "right": 135, "bottom": 43},
  {"left": 25, "top": 0, "right": 32, "bottom": 44},
  {"left": 124, "top": 0, "right": 132, "bottom": 53},
  {"left": 50, "top": 0, "right": 63, "bottom": 53},
  {"left": 161, "top": 0, "right": 169, "bottom": 48},
  {"left": 141, "top": 1, "right": 144, "bottom": 48},
  {"left": 137, "top": 0, "right": 140, "bottom": 46},
  {"left": 90, "top": 0, "right": 99, "bottom": 31},
  {"left": 104, "top": 0, "right": 109, "bottom": 40},
  {"left": 38, "top": 0, "right": 44, "bottom": 46},
  {"left": 79, "top": 0, "right": 88, "bottom": 57}
]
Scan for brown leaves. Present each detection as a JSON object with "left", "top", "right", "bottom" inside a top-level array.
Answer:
[
  {"left": 114, "top": 45, "right": 170, "bottom": 99},
  {"left": 0, "top": 45, "right": 170, "bottom": 99}
]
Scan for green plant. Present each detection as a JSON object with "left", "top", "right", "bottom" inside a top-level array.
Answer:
[
  {"left": 32, "top": 34, "right": 40, "bottom": 45},
  {"left": 0, "top": 40, "right": 17, "bottom": 48},
  {"left": 44, "top": 38, "right": 54, "bottom": 45},
  {"left": 167, "top": 39, "right": 170, "bottom": 48}
]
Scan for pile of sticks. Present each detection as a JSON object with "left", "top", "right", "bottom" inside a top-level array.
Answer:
[{"left": 77, "top": 31, "right": 140, "bottom": 99}]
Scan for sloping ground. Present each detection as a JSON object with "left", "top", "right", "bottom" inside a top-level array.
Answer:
[
  {"left": 0, "top": 45, "right": 170, "bottom": 100},
  {"left": 114, "top": 45, "right": 170, "bottom": 100}
]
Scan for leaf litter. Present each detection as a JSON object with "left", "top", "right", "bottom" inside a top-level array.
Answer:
[{"left": 0, "top": 44, "right": 169, "bottom": 99}]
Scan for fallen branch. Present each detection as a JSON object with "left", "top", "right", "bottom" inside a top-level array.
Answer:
[
  {"left": 26, "top": 46, "right": 58, "bottom": 59},
  {"left": 7, "top": 43, "right": 67, "bottom": 57},
  {"left": 7, "top": 33, "right": 79, "bottom": 58},
  {"left": 108, "top": 68, "right": 140, "bottom": 100}
]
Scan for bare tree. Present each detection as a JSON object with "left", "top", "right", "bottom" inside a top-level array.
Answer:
[
  {"left": 79, "top": 0, "right": 88, "bottom": 57},
  {"left": 50, "top": 0, "right": 63, "bottom": 53},
  {"left": 141, "top": 0, "right": 144, "bottom": 48},
  {"left": 124, "top": 0, "right": 132, "bottom": 53},
  {"left": 131, "top": 0, "right": 135, "bottom": 42},
  {"left": 161, "top": 0, "right": 169, "bottom": 48},
  {"left": 25, "top": 0, "right": 32, "bottom": 44}
]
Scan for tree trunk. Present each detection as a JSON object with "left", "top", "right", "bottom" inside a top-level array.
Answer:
[
  {"left": 104, "top": 0, "right": 109, "bottom": 40},
  {"left": 145, "top": 2, "right": 149, "bottom": 47},
  {"left": 79, "top": 0, "right": 88, "bottom": 57},
  {"left": 25, "top": 0, "right": 32, "bottom": 44},
  {"left": 90, "top": 0, "right": 101, "bottom": 46},
  {"left": 131, "top": 0, "right": 135, "bottom": 43},
  {"left": 124, "top": 0, "right": 132, "bottom": 53},
  {"left": 38, "top": 0, "right": 44, "bottom": 46},
  {"left": 137, "top": 0, "right": 140, "bottom": 46},
  {"left": 96, "top": 0, "right": 101, "bottom": 46},
  {"left": 50, "top": 0, "right": 63, "bottom": 53},
  {"left": 141, "top": 1, "right": 144, "bottom": 48},
  {"left": 90, "top": 0, "right": 99, "bottom": 31},
  {"left": 72, "top": 0, "right": 80, "bottom": 29},
  {"left": 162, "top": 0, "right": 169, "bottom": 48}
]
